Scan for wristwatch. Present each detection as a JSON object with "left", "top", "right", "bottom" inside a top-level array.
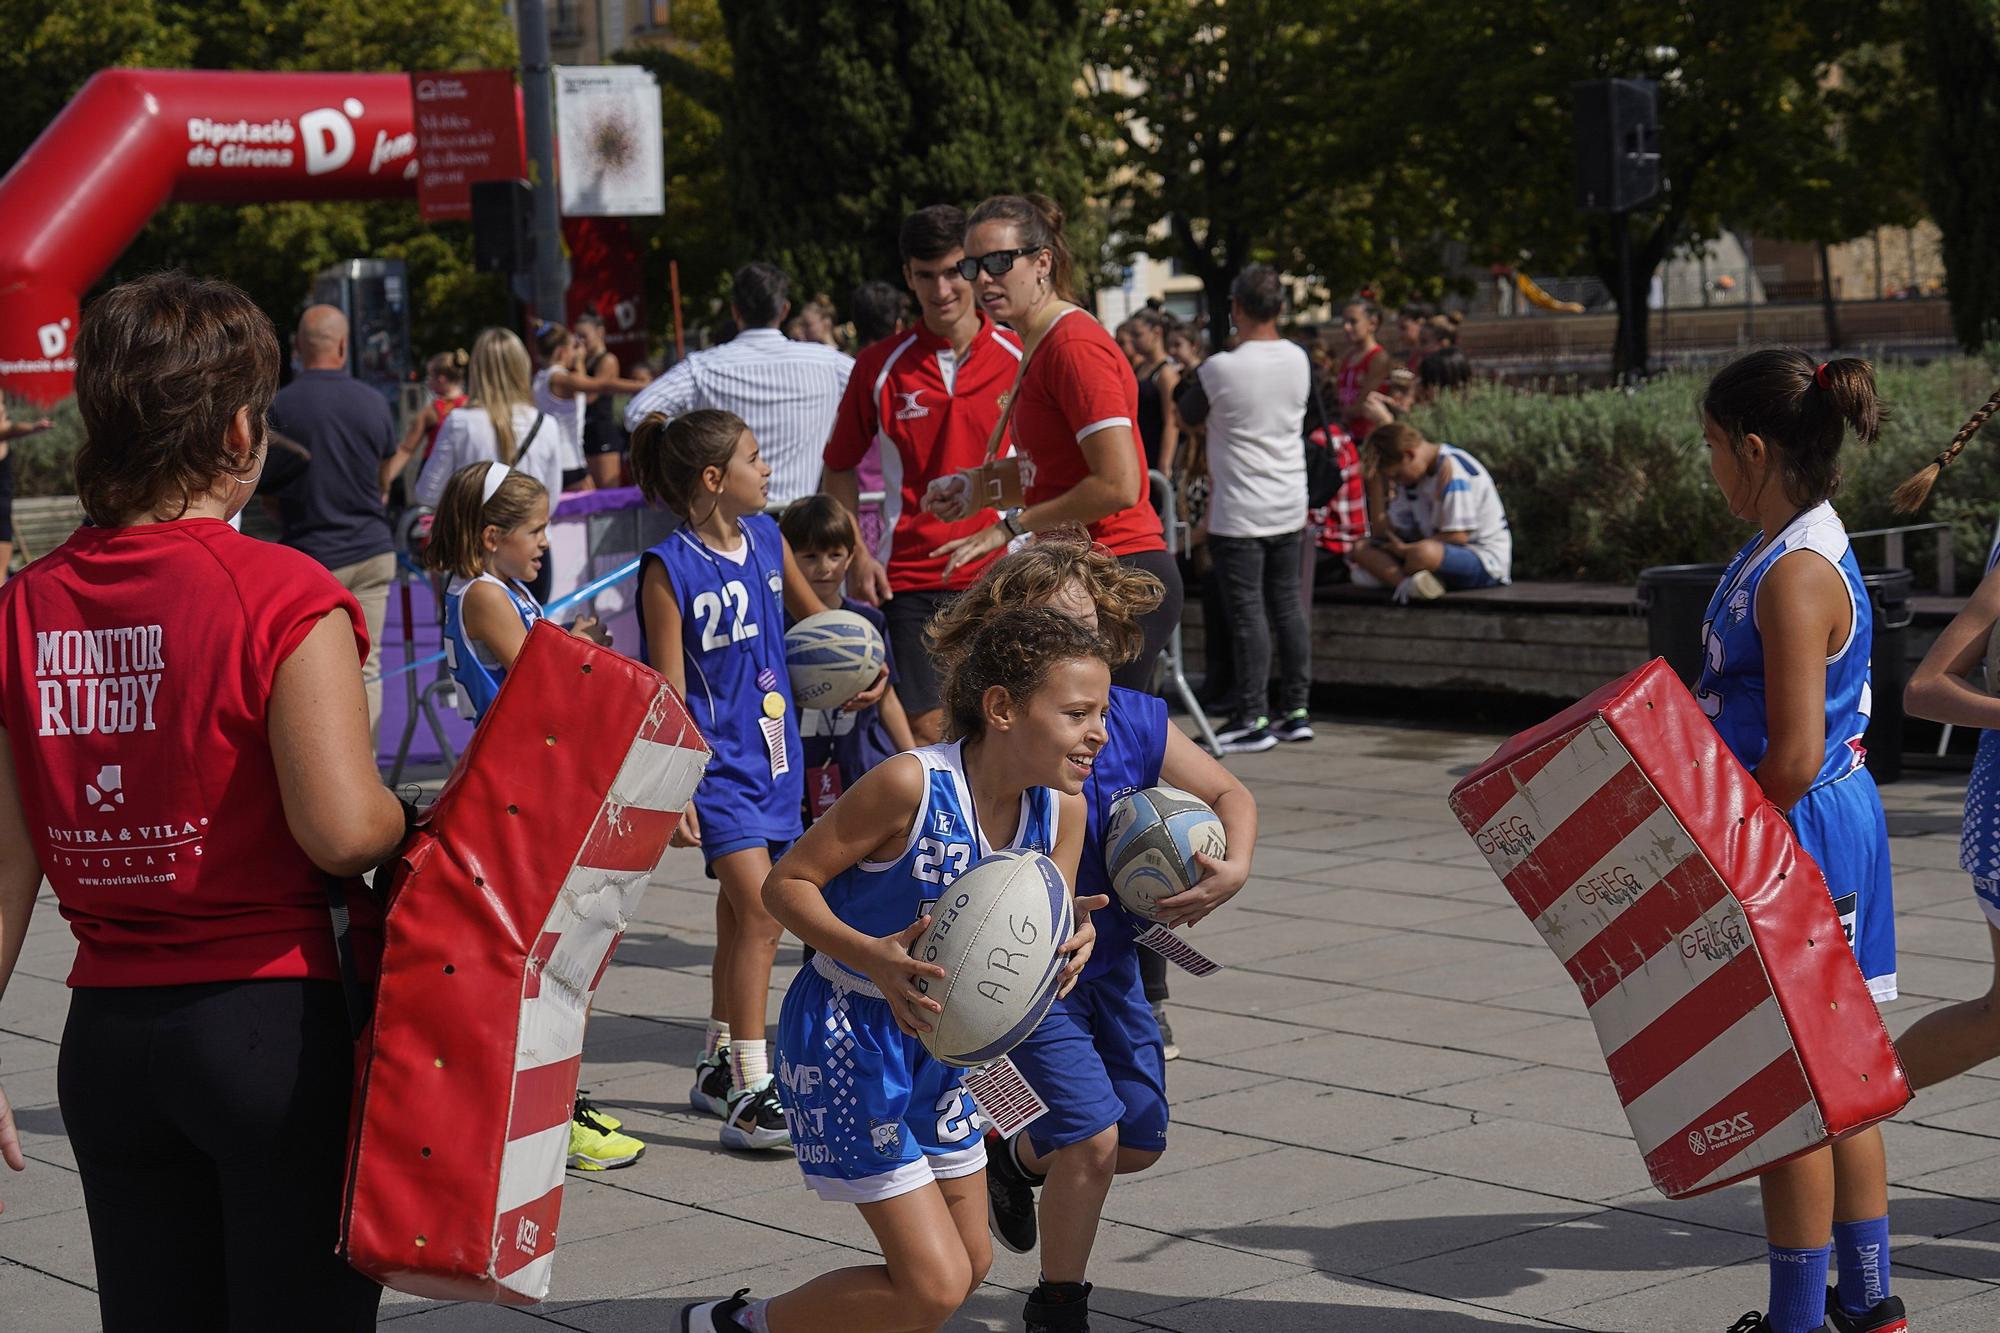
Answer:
[{"left": 1000, "top": 510, "right": 1025, "bottom": 539}]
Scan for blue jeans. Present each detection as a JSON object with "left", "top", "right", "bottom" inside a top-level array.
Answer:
[{"left": 1207, "top": 530, "right": 1311, "bottom": 723}]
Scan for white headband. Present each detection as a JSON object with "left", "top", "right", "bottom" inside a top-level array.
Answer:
[{"left": 481, "top": 462, "right": 512, "bottom": 505}]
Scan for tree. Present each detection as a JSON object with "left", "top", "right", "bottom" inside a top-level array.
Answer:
[
  {"left": 711, "top": 0, "right": 1108, "bottom": 306},
  {"left": 1921, "top": 0, "right": 2000, "bottom": 350},
  {"left": 618, "top": 0, "right": 741, "bottom": 345},
  {"left": 0, "top": 0, "right": 517, "bottom": 354},
  {"left": 1087, "top": 0, "right": 1438, "bottom": 349},
  {"left": 1367, "top": 0, "right": 1926, "bottom": 375}
]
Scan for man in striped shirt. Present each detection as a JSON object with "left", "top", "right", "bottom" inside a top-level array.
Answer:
[{"left": 623, "top": 262, "right": 853, "bottom": 506}]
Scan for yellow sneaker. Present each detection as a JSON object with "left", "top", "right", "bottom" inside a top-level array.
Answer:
[
  {"left": 574, "top": 1091, "right": 623, "bottom": 1131},
  {"left": 568, "top": 1101, "right": 644, "bottom": 1171}
]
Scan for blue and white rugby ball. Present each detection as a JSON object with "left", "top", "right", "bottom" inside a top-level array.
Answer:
[
  {"left": 784, "top": 609, "right": 885, "bottom": 709},
  {"left": 1104, "top": 785, "right": 1226, "bottom": 922}
]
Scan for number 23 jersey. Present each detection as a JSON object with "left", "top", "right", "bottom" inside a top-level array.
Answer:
[
  {"left": 818, "top": 741, "right": 1058, "bottom": 982},
  {"left": 641, "top": 513, "right": 804, "bottom": 845}
]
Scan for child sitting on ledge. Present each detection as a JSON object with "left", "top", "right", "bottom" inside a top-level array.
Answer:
[{"left": 1349, "top": 422, "right": 1512, "bottom": 602}]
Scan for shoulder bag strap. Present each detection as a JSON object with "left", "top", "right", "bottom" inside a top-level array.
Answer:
[{"left": 512, "top": 411, "right": 549, "bottom": 467}]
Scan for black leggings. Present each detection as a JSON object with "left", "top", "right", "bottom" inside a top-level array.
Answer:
[
  {"left": 59, "top": 979, "right": 381, "bottom": 1332},
  {"left": 1113, "top": 547, "right": 1186, "bottom": 693}
]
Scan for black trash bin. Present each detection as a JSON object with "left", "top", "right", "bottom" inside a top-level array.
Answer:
[{"left": 1636, "top": 563, "right": 1914, "bottom": 783}]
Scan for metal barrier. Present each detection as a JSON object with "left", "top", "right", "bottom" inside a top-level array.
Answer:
[
  {"left": 1150, "top": 468, "right": 1222, "bottom": 755},
  {"left": 1849, "top": 521, "right": 1956, "bottom": 597}
]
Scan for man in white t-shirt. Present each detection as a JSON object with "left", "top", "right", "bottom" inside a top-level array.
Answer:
[{"left": 1175, "top": 265, "right": 1313, "bottom": 754}]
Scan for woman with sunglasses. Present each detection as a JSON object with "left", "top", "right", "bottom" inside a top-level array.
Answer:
[{"left": 925, "top": 193, "right": 1185, "bottom": 691}]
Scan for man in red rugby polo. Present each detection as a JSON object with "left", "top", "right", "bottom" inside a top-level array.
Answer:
[{"left": 822, "top": 204, "right": 1021, "bottom": 745}]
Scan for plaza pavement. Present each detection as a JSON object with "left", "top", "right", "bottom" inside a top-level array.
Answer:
[{"left": 8, "top": 715, "right": 2000, "bottom": 1330}]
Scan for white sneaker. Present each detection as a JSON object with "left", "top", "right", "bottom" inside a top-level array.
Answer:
[{"left": 681, "top": 1288, "right": 754, "bottom": 1332}]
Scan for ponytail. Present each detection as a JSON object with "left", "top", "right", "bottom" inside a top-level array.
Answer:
[
  {"left": 1893, "top": 385, "right": 2000, "bottom": 513},
  {"left": 1701, "top": 349, "right": 1883, "bottom": 507}
]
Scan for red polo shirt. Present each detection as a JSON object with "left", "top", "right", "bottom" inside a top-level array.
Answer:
[
  {"left": 1010, "top": 310, "right": 1164, "bottom": 556},
  {"left": 825, "top": 314, "right": 1022, "bottom": 592},
  {"left": 0, "top": 518, "right": 379, "bottom": 987}
]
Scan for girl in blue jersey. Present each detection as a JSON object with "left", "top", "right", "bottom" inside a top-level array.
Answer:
[
  {"left": 1896, "top": 395, "right": 2000, "bottom": 1082},
  {"left": 929, "top": 538, "right": 1259, "bottom": 1333},
  {"left": 632, "top": 410, "right": 857, "bottom": 1154},
  {"left": 1695, "top": 353, "right": 1903, "bottom": 1333},
  {"left": 424, "top": 460, "right": 638, "bottom": 1171},
  {"left": 677, "top": 608, "right": 1110, "bottom": 1333}
]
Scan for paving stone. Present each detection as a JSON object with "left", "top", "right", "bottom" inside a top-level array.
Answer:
[
  {"left": 1373, "top": 1117, "right": 1653, "bottom": 1204},
  {"left": 1413, "top": 1064, "right": 1633, "bottom": 1139},
  {"left": 982, "top": 1218, "right": 1311, "bottom": 1320},
  {"left": 1172, "top": 1082, "right": 1477, "bottom": 1155},
  {"left": 1141, "top": 1270, "right": 1575, "bottom": 1330},
  {"left": 1100, "top": 1145, "right": 1425, "bottom": 1231},
  {"left": 0, "top": 1259, "right": 102, "bottom": 1331},
  {"left": 1561, "top": 1253, "right": 2000, "bottom": 1330},
  {"left": 1233, "top": 1028, "right": 1531, "bottom": 1097}
]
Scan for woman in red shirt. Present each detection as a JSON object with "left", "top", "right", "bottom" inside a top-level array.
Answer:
[
  {"left": 926, "top": 193, "right": 1184, "bottom": 688},
  {"left": 0, "top": 273, "right": 407, "bottom": 1329}
]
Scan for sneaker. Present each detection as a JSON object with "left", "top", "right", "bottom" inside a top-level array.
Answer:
[
  {"left": 1409, "top": 569, "right": 1446, "bottom": 601},
  {"left": 720, "top": 1077, "right": 791, "bottom": 1151},
  {"left": 690, "top": 1048, "right": 731, "bottom": 1119},
  {"left": 1724, "top": 1316, "right": 1826, "bottom": 1333},
  {"left": 1024, "top": 1279, "right": 1092, "bottom": 1333},
  {"left": 1215, "top": 717, "right": 1277, "bottom": 755},
  {"left": 1825, "top": 1288, "right": 1908, "bottom": 1333},
  {"left": 573, "top": 1090, "right": 622, "bottom": 1131},
  {"left": 1270, "top": 709, "right": 1314, "bottom": 743},
  {"left": 681, "top": 1288, "right": 753, "bottom": 1332},
  {"left": 984, "top": 1131, "right": 1040, "bottom": 1254},
  {"left": 1153, "top": 1002, "right": 1180, "bottom": 1061},
  {"left": 568, "top": 1101, "right": 645, "bottom": 1171}
]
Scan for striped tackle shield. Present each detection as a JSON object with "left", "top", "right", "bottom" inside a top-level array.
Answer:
[
  {"left": 341, "top": 622, "right": 710, "bottom": 1301},
  {"left": 1448, "top": 658, "right": 1908, "bottom": 1198}
]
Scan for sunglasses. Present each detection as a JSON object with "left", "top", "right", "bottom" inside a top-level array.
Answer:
[{"left": 955, "top": 246, "right": 1045, "bottom": 281}]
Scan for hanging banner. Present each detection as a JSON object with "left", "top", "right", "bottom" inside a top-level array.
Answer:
[
  {"left": 554, "top": 66, "right": 665, "bottom": 218},
  {"left": 564, "top": 217, "right": 648, "bottom": 370},
  {"left": 410, "top": 69, "right": 521, "bottom": 222}
]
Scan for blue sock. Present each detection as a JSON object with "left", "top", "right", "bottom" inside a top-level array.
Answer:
[
  {"left": 1833, "top": 1215, "right": 1891, "bottom": 1315},
  {"left": 1767, "top": 1243, "right": 1831, "bottom": 1333}
]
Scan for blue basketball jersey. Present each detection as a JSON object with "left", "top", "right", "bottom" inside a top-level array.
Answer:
[
  {"left": 1079, "top": 686, "right": 1170, "bottom": 981},
  {"left": 818, "top": 741, "right": 1059, "bottom": 981},
  {"left": 1962, "top": 540, "right": 2000, "bottom": 890},
  {"left": 442, "top": 573, "right": 542, "bottom": 721},
  {"left": 640, "top": 514, "right": 803, "bottom": 845},
  {"left": 1697, "top": 502, "right": 1872, "bottom": 787}
]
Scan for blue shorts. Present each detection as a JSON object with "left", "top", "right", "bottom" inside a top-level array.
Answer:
[
  {"left": 775, "top": 955, "right": 989, "bottom": 1203},
  {"left": 1435, "top": 542, "right": 1502, "bottom": 590},
  {"left": 1789, "top": 768, "right": 1897, "bottom": 1001},
  {"left": 703, "top": 837, "right": 793, "bottom": 877},
  {"left": 1009, "top": 945, "right": 1168, "bottom": 1157}
]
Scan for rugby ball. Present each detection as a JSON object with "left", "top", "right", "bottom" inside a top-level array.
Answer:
[
  {"left": 785, "top": 609, "right": 886, "bottom": 709},
  {"left": 913, "top": 849, "right": 1074, "bottom": 1067},
  {"left": 1104, "top": 785, "right": 1226, "bottom": 922}
]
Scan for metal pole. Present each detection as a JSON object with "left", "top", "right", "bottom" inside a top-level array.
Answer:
[
  {"left": 516, "top": 0, "right": 568, "bottom": 322},
  {"left": 670, "top": 258, "right": 686, "bottom": 358}
]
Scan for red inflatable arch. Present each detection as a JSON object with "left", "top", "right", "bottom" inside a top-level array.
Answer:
[{"left": 0, "top": 68, "right": 640, "bottom": 404}]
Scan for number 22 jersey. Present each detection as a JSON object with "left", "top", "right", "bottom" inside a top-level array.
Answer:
[{"left": 640, "top": 513, "right": 804, "bottom": 849}]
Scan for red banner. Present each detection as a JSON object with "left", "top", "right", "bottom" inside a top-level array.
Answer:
[
  {"left": 564, "top": 217, "right": 648, "bottom": 370},
  {"left": 410, "top": 70, "right": 521, "bottom": 222}
]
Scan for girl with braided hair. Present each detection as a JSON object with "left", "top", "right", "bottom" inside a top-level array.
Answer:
[
  {"left": 1693, "top": 349, "right": 1903, "bottom": 1333},
  {"left": 1894, "top": 387, "right": 2000, "bottom": 1100}
]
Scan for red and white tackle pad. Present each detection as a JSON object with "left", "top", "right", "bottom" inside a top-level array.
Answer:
[
  {"left": 1448, "top": 658, "right": 1908, "bottom": 1198},
  {"left": 341, "top": 623, "right": 710, "bottom": 1301}
]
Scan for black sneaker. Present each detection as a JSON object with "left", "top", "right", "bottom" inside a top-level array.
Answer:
[
  {"left": 689, "top": 1048, "right": 731, "bottom": 1119},
  {"left": 1725, "top": 1315, "right": 1827, "bottom": 1333},
  {"left": 984, "top": 1131, "right": 1040, "bottom": 1254},
  {"left": 720, "top": 1078, "right": 790, "bottom": 1151},
  {"left": 1024, "top": 1279, "right": 1092, "bottom": 1333},
  {"left": 681, "top": 1287, "right": 753, "bottom": 1332},
  {"left": 1215, "top": 716, "right": 1277, "bottom": 755},
  {"left": 1270, "top": 709, "right": 1314, "bottom": 743},
  {"left": 1825, "top": 1287, "right": 1908, "bottom": 1332},
  {"left": 1152, "top": 1002, "right": 1180, "bottom": 1061}
]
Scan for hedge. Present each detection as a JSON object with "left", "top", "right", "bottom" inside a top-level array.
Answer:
[
  {"left": 1410, "top": 354, "right": 2000, "bottom": 585},
  {"left": 5, "top": 396, "right": 83, "bottom": 498}
]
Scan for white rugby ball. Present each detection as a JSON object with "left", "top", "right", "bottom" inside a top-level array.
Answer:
[
  {"left": 1104, "top": 785, "right": 1226, "bottom": 922},
  {"left": 913, "top": 849, "right": 1074, "bottom": 1067},
  {"left": 785, "top": 609, "right": 886, "bottom": 709}
]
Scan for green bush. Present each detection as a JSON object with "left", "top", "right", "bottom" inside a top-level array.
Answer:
[
  {"left": 1410, "top": 356, "right": 2000, "bottom": 586},
  {"left": 5, "top": 396, "right": 82, "bottom": 498}
]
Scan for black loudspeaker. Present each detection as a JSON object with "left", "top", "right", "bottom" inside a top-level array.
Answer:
[
  {"left": 470, "top": 179, "right": 530, "bottom": 273},
  {"left": 1574, "top": 79, "right": 1661, "bottom": 213}
]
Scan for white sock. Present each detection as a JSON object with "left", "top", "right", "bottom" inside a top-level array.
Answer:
[
  {"left": 731, "top": 1298, "right": 770, "bottom": 1332},
  {"left": 730, "top": 1038, "right": 770, "bottom": 1091},
  {"left": 704, "top": 1019, "right": 731, "bottom": 1062}
]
